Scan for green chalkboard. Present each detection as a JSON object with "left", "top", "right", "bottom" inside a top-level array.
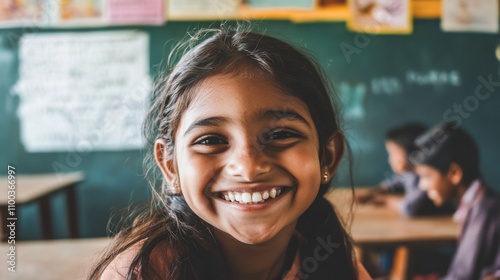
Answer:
[{"left": 1, "top": 20, "right": 499, "bottom": 239}]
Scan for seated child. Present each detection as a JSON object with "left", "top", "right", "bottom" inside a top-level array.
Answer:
[
  {"left": 89, "top": 28, "right": 371, "bottom": 280},
  {"left": 413, "top": 122, "right": 500, "bottom": 280},
  {"left": 360, "top": 123, "right": 455, "bottom": 217}
]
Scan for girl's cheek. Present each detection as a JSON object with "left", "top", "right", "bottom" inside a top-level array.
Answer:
[{"left": 287, "top": 147, "right": 321, "bottom": 180}]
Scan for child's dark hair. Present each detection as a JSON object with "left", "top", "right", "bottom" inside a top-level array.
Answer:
[
  {"left": 385, "top": 123, "right": 427, "bottom": 155},
  {"left": 412, "top": 122, "right": 480, "bottom": 185},
  {"left": 89, "top": 26, "right": 357, "bottom": 279}
]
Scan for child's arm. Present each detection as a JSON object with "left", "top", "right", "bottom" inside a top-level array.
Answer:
[
  {"left": 357, "top": 262, "right": 373, "bottom": 280},
  {"left": 380, "top": 173, "right": 407, "bottom": 194},
  {"left": 355, "top": 187, "right": 388, "bottom": 204}
]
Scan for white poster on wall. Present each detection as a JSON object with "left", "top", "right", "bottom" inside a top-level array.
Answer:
[{"left": 14, "top": 30, "right": 151, "bottom": 152}]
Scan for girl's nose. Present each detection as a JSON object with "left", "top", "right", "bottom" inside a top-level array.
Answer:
[{"left": 225, "top": 142, "right": 272, "bottom": 181}]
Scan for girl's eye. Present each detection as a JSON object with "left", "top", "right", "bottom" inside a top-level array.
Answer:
[
  {"left": 193, "top": 135, "right": 227, "bottom": 146},
  {"left": 266, "top": 129, "right": 302, "bottom": 141}
]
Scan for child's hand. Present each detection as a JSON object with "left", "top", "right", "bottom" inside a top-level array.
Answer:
[
  {"left": 384, "top": 195, "right": 403, "bottom": 212},
  {"left": 356, "top": 192, "right": 376, "bottom": 204},
  {"left": 355, "top": 187, "right": 388, "bottom": 204},
  {"left": 368, "top": 194, "right": 387, "bottom": 206}
]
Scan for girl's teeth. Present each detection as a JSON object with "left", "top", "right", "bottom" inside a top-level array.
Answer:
[
  {"left": 262, "top": 191, "right": 269, "bottom": 200},
  {"left": 220, "top": 188, "right": 283, "bottom": 204},
  {"left": 235, "top": 192, "right": 242, "bottom": 202},
  {"left": 270, "top": 189, "right": 277, "bottom": 198},
  {"left": 241, "top": 193, "right": 252, "bottom": 203},
  {"left": 252, "top": 192, "right": 262, "bottom": 203}
]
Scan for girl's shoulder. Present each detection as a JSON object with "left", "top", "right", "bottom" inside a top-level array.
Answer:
[
  {"left": 100, "top": 240, "right": 144, "bottom": 280},
  {"left": 100, "top": 239, "right": 173, "bottom": 280}
]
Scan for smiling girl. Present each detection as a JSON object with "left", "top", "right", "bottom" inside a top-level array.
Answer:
[{"left": 90, "top": 28, "right": 371, "bottom": 280}]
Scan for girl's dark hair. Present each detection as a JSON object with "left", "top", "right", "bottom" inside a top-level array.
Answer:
[
  {"left": 385, "top": 123, "right": 427, "bottom": 154},
  {"left": 412, "top": 122, "right": 480, "bottom": 185},
  {"left": 89, "top": 26, "right": 357, "bottom": 279}
]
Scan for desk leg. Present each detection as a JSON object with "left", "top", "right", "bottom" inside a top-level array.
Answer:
[
  {"left": 39, "top": 196, "right": 54, "bottom": 239},
  {"left": 65, "top": 184, "right": 79, "bottom": 238},
  {"left": 390, "top": 246, "right": 409, "bottom": 280}
]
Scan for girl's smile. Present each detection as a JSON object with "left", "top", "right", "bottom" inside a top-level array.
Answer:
[{"left": 159, "top": 71, "right": 323, "bottom": 245}]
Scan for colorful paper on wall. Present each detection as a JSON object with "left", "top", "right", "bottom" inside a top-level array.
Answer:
[
  {"left": 347, "top": 0, "right": 412, "bottom": 34},
  {"left": 442, "top": 0, "right": 498, "bottom": 33},
  {"left": 14, "top": 31, "right": 151, "bottom": 152},
  {"left": 57, "top": 0, "right": 106, "bottom": 25},
  {"left": 0, "top": 0, "right": 45, "bottom": 27},
  {"left": 168, "top": 0, "right": 239, "bottom": 18},
  {"left": 246, "top": 0, "right": 315, "bottom": 9},
  {"left": 108, "top": 0, "right": 164, "bottom": 25}
]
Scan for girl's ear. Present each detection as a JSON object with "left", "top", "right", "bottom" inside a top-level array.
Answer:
[
  {"left": 322, "top": 131, "right": 345, "bottom": 183},
  {"left": 155, "top": 139, "right": 177, "bottom": 185},
  {"left": 447, "top": 162, "right": 463, "bottom": 186}
]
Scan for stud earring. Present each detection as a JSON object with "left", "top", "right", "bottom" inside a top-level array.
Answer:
[
  {"left": 323, "top": 171, "right": 329, "bottom": 182},
  {"left": 168, "top": 180, "right": 181, "bottom": 195}
]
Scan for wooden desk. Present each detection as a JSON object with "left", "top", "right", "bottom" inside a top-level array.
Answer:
[
  {"left": 326, "top": 187, "right": 459, "bottom": 247},
  {"left": 0, "top": 172, "right": 85, "bottom": 241},
  {"left": 0, "top": 238, "right": 110, "bottom": 279},
  {"left": 326, "top": 188, "right": 459, "bottom": 279}
]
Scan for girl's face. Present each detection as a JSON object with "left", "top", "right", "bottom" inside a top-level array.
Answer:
[
  {"left": 415, "top": 164, "right": 455, "bottom": 206},
  {"left": 385, "top": 140, "right": 408, "bottom": 174},
  {"left": 165, "top": 73, "right": 324, "bottom": 245}
]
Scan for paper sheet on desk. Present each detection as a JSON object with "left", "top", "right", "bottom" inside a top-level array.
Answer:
[{"left": 13, "top": 31, "right": 151, "bottom": 152}]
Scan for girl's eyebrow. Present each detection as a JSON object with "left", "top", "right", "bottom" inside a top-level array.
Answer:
[
  {"left": 257, "top": 109, "right": 311, "bottom": 128},
  {"left": 183, "top": 116, "right": 230, "bottom": 136}
]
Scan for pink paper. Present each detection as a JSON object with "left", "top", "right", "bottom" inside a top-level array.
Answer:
[{"left": 108, "top": 0, "right": 164, "bottom": 25}]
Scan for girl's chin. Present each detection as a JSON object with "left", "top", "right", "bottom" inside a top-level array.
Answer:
[
  {"left": 214, "top": 222, "right": 295, "bottom": 245},
  {"left": 229, "top": 227, "right": 282, "bottom": 245}
]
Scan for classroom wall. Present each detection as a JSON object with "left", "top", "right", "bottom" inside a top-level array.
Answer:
[{"left": 1, "top": 20, "right": 499, "bottom": 239}]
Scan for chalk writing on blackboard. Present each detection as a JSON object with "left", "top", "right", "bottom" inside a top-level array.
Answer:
[
  {"left": 13, "top": 31, "right": 151, "bottom": 152},
  {"left": 371, "top": 77, "right": 403, "bottom": 95},
  {"left": 339, "top": 82, "right": 366, "bottom": 119},
  {"left": 406, "top": 70, "right": 461, "bottom": 87}
]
